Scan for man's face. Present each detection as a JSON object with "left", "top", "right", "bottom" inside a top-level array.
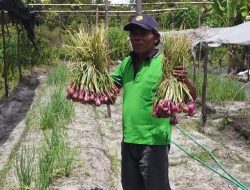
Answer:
[{"left": 129, "top": 26, "right": 158, "bottom": 55}]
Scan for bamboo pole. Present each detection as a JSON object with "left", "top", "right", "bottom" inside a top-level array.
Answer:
[
  {"left": 198, "top": 6, "right": 201, "bottom": 27},
  {"left": 202, "top": 43, "right": 208, "bottom": 126},
  {"left": 17, "top": 24, "right": 22, "bottom": 81},
  {"left": 136, "top": 0, "right": 142, "bottom": 15},
  {"left": 248, "top": 46, "right": 250, "bottom": 81},
  {"left": 193, "top": 58, "right": 196, "bottom": 83},
  {"left": 171, "top": 12, "right": 174, "bottom": 29},
  {"left": 38, "top": 8, "right": 189, "bottom": 13},
  {"left": 96, "top": 6, "right": 99, "bottom": 25},
  {"left": 104, "top": 0, "right": 111, "bottom": 118},
  {"left": 1, "top": 11, "right": 8, "bottom": 97},
  {"left": 28, "top": 2, "right": 212, "bottom": 6}
]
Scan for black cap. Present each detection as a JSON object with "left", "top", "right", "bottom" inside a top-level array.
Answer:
[{"left": 124, "top": 14, "right": 159, "bottom": 32}]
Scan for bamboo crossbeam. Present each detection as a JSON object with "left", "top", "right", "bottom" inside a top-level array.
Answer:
[
  {"left": 38, "top": 8, "right": 188, "bottom": 13},
  {"left": 28, "top": 2, "right": 212, "bottom": 6}
]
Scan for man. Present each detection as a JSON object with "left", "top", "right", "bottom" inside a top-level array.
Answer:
[{"left": 112, "top": 14, "right": 196, "bottom": 190}]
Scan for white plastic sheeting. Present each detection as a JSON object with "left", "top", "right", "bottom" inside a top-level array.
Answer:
[
  {"left": 160, "top": 22, "right": 250, "bottom": 53},
  {"left": 204, "top": 22, "right": 250, "bottom": 47}
]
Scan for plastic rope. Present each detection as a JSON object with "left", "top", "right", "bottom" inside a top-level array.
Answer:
[
  {"left": 175, "top": 124, "right": 248, "bottom": 189},
  {"left": 171, "top": 124, "right": 249, "bottom": 190}
]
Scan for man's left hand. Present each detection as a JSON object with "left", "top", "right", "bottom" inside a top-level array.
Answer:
[{"left": 172, "top": 65, "right": 188, "bottom": 82}]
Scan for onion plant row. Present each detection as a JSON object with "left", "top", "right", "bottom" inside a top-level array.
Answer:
[{"left": 15, "top": 65, "right": 75, "bottom": 190}]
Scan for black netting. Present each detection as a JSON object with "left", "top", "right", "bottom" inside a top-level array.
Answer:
[{"left": 0, "top": 0, "right": 36, "bottom": 48}]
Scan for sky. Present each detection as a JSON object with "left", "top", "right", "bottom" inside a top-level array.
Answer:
[{"left": 110, "top": 0, "right": 130, "bottom": 4}]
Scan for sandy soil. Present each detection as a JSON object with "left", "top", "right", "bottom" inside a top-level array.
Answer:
[{"left": 0, "top": 72, "right": 249, "bottom": 190}]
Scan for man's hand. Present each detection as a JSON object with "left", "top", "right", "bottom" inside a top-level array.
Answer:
[
  {"left": 172, "top": 65, "right": 188, "bottom": 82},
  {"left": 172, "top": 65, "right": 197, "bottom": 101}
]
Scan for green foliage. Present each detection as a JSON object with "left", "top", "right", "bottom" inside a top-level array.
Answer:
[
  {"left": 42, "top": 65, "right": 74, "bottom": 129},
  {"left": 47, "top": 64, "right": 70, "bottom": 86},
  {"left": 193, "top": 150, "right": 212, "bottom": 163},
  {"left": 218, "top": 117, "right": 233, "bottom": 130},
  {"left": 40, "top": 86, "right": 74, "bottom": 130},
  {"left": 34, "top": 25, "right": 64, "bottom": 65},
  {"left": 208, "top": 46, "right": 228, "bottom": 66},
  {"left": 194, "top": 73, "right": 246, "bottom": 103},
  {"left": 15, "top": 65, "right": 76, "bottom": 189},
  {"left": 174, "top": 5, "right": 200, "bottom": 29},
  {"left": 240, "top": 0, "right": 249, "bottom": 18},
  {"left": 108, "top": 27, "right": 130, "bottom": 61},
  {"left": 0, "top": 30, "right": 21, "bottom": 98},
  {"left": 158, "top": 3, "right": 226, "bottom": 29},
  {"left": 15, "top": 146, "right": 35, "bottom": 190},
  {"left": 211, "top": 0, "right": 249, "bottom": 26},
  {"left": 36, "top": 128, "right": 75, "bottom": 189},
  {"left": 202, "top": 13, "right": 224, "bottom": 27},
  {"left": 36, "top": 138, "right": 55, "bottom": 190},
  {"left": 46, "top": 129, "right": 75, "bottom": 177}
]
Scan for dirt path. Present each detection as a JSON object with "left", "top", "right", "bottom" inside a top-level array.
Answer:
[
  {"left": 0, "top": 72, "right": 249, "bottom": 190},
  {"left": 0, "top": 73, "right": 40, "bottom": 172}
]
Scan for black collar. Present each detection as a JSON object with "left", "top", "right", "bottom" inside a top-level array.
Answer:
[{"left": 129, "top": 49, "right": 159, "bottom": 62}]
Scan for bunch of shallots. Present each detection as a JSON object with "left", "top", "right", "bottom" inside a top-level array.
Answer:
[
  {"left": 66, "top": 64, "right": 120, "bottom": 106},
  {"left": 65, "top": 26, "right": 120, "bottom": 106},
  {"left": 153, "top": 32, "right": 195, "bottom": 124}
]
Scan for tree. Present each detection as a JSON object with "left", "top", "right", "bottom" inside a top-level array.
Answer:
[
  {"left": 211, "top": 0, "right": 248, "bottom": 27},
  {"left": 211, "top": 0, "right": 249, "bottom": 74}
]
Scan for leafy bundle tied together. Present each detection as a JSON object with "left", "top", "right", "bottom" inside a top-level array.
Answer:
[
  {"left": 66, "top": 25, "right": 120, "bottom": 106},
  {"left": 153, "top": 32, "right": 195, "bottom": 123}
]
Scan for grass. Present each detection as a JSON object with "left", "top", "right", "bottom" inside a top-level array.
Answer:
[
  {"left": 36, "top": 143, "right": 55, "bottom": 190},
  {"left": 218, "top": 117, "right": 233, "bottom": 131},
  {"left": 180, "top": 120, "right": 201, "bottom": 132},
  {"left": 11, "top": 63, "right": 76, "bottom": 190},
  {"left": 36, "top": 128, "right": 75, "bottom": 189},
  {"left": 41, "top": 63, "right": 74, "bottom": 130},
  {"left": 36, "top": 64, "right": 75, "bottom": 189},
  {"left": 44, "top": 128, "right": 75, "bottom": 177},
  {"left": 36, "top": 64, "right": 76, "bottom": 188},
  {"left": 0, "top": 125, "right": 30, "bottom": 188},
  {"left": 193, "top": 72, "right": 246, "bottom": 103},
  {"left": 40, "top": 86, "right": 74, "bottom": 130},
  {"left": 107, "top": 150, "right": 120, "bottom": 188},
  {"left": 108, "top": 151, "right": 120, "bottom": 175},
  {"left": 47, "top": 63, "right": 70, "bottom": 86},
  {"left": 15, "top": 146, "right": 35, "bottom": 190},
  {"left": 193, "top": 150, "right": 213, "bottom": 164}
]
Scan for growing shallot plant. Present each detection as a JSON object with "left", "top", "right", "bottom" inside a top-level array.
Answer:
[
  {"left": 65, "top": 25, "right": 120, "bottom": 106},
  {"left": 15, "top": 146, "right": 35, "bottom": 190},
  {"left": 153, "top": 32, "right": 195, "bottom": 124}
]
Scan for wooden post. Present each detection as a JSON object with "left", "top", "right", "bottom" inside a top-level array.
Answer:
[
  {"left": 136, "top": 0, "right": 142, "bottom": 15},
  {"left": 202, "top": 43, "right": 208, "bottom": 126},
  {"left": 96, "top": 6, "right": 99, "bottom": 25},
  {"left": 105, "top": 0, "right": 111, "bottom": 118},
  {"left": 17, "top": 24, "right": 22, "bottom": 81},
  {"left": 198, "top": 42, "right": 202, "bottom": 70},
  {"left": 88, "top": 13, "right": 92, "bottom": 31},
  {"left": 193, "top": 58, "right": 196, "bottom": 83},
  {"left": 105, "top": 0, "right": 108, "bottom": 30},
  {"left": 1, "top": 11, "right": 8, "bottom": 97},
  {"left": 171, "top": 12, "right": 174, "bottom": 30},
  {"left": 198, "top": 6, "right": 201, "bottom": 27},
  {"left": 248, "top": 46, "right": 250, "bottom": 81}
]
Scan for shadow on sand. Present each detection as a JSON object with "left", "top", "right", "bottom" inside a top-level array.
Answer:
[{"left": 0, "top": 73, "right": 39, "bottom": 145}]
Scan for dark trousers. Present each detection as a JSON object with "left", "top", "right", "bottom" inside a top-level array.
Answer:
[{"left": 121, "top": 142, "right": 171, "bottom": 190}]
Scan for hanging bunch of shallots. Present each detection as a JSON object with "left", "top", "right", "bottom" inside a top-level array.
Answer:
[
  {"left": 66, "top": 26, "right": 120, "bottom": 106},
  {"left": 153, "top": 32, "right": 195, "bottom": 124}
]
